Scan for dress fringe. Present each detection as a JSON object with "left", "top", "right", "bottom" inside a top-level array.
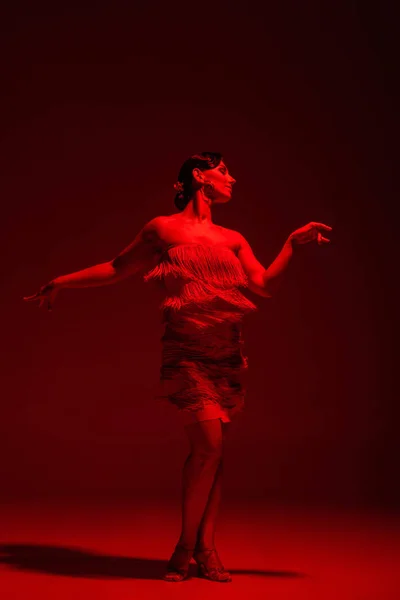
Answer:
[
  {"left": 143, "top": 243, "right": 257, "bottom": 414},
  {"left": 156, "top": 323, "right": 249, "bottom": 413},
  {"left": 144, "top": 243, "right": 257, "bottom": 315}
]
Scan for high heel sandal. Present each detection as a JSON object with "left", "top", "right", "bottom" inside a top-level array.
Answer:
[
  {"left": 163, "top": 543, "right": 195, "bottom": 582},
  {"left": 193, "top": 547, "right": 232, "bottom": 582}
]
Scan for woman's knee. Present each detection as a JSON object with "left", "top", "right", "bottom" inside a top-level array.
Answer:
[{"left": 191, "top": 449, "right": 223, "bottom": 465}]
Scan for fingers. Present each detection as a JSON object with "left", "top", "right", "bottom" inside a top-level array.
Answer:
[
  {"left": 317, "top": 231, "right": 331, "bottom": 245},
  {"left": 23, "top": 293, "right": 41, "bottom": 302},
  {"left": 23, "top": 293, "right": 53, "bottom": 310},
  {"left": 318, "top": 235, "right": 330, "bottom": 244},
  {"left": 311, "top": 222, "right": 333, "bottom": 232}
]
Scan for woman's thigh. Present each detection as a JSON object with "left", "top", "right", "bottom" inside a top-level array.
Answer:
[{"left": 184, "top": 418, "right": 226, "bottom": 456}]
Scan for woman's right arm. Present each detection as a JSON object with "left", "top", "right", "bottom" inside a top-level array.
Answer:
[
  {"left": 54, "top": 216, "right": 164, "bottom": 288},
  {"left": 24, "top": 216, "right": 165, "bottom": 309}
]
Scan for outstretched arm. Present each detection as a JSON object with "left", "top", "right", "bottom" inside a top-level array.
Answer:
[
  {"left": 53, "top": 262, "right": 120, "bottom": 289},
  {"left": 23, "top": 216, "right": 164, "bottom": 310},
  {"left": 53, "top": 216, "right": 164, "bottom": 288},
  {"left": 236, "top": 222, "right": 332, "bottom": 298}
]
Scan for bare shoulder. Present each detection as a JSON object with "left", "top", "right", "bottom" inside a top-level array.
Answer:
[
  {"left": 219, "top": 226, "right": 243, "bottom": 250},
  {"left": 152, "top": 214, "right": 184, "bottom": 247},
  {"left": 223, "top": 225, "right": 242, "bottom": 241},
  {"left": 144, "top": 215, "right": 169, "bottom": 232},
  {"left": 218, "top": 225, "right": 242, "bottom": 251},
  {"left": 142, "top": 215, "right": 170, "bottom": 243}
]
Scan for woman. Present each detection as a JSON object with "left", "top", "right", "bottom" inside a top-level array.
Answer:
[{"left": 24, "top": 151, "right": 332, "bottom": 582}]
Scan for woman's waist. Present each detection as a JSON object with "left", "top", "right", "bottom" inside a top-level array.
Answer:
[{"left": 162, "top": 313, "right": 243, "bottom": 341}]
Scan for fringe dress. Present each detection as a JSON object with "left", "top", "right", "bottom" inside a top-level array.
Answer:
[{"left": 143, "top": 243, "right": 258, "bottom": 425}]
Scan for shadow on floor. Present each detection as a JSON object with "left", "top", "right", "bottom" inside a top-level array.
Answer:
[{"left": 0, "top": 543, "right": 306, "bottom": 580}]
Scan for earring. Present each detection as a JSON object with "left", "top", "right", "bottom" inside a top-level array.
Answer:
[{"left": 203, "top": 179, "right": 215, "bottom": 195}]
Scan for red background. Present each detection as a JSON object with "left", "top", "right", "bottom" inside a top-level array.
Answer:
[{"left": 1, "top": 3, "right": 397, "bottom": 508}]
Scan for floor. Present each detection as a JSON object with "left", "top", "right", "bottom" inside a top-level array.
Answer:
[{"left": 1, "top": 499, "right": 399, "bottom": 599}]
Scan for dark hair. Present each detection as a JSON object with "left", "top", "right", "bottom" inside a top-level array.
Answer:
[{"left": 174, "top": 152, "right": 223, "bottom": 211}]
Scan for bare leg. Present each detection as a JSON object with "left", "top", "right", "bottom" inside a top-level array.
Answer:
[
  {"left": 177, "top": 418, "right": 224, "bottom": 549},
  {"left": 196, "top": 421, "right": 230, "bottom": 550}
]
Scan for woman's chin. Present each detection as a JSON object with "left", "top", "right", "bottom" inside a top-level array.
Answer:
[{"left": 217, "top": 194, "right": 232, "bottom": 203}]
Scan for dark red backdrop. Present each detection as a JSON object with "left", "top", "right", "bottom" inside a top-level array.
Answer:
[{"left": 1, "top": 2, "right": 397, "bottom": 508}]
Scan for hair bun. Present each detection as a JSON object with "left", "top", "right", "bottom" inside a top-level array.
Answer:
[{"left": 173, "top": 181, "right": 184, "bottom": 193}]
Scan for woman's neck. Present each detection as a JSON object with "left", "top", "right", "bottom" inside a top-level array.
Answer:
[{"left": 180, "top": 193, "right": 213, "bottom": 225}]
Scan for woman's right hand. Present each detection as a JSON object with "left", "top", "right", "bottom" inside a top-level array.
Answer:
[{"left": 23, "top": 281, "right": 59, "bottom": 311}]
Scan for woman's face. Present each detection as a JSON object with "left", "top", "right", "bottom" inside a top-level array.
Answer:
[{"left": 196, "top": 161, "right": 236, "bottom": 203}]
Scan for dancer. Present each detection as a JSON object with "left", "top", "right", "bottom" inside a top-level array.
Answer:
[{"left": 24, "top": 151, "right": 332, "bottom": 582}]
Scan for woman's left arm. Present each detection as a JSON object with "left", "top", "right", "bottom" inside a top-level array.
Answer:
[
  {"left": 236, "top": 222, "right": 332, "bottom": 298},
  {"left": 263, "top": 221, "right": 332, "bottom": 296}
]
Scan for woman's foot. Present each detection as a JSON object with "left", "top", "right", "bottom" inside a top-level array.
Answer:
[
  {"left": 193, "top": 546, "right": 232, "bottom": 582},
  {"left": 163, "top": 543, "right": 195, "bottom": 582}
]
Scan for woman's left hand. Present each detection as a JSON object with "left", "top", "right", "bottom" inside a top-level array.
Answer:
[{"left": 289, "top": 222, "right": 332, "bottom": 246}]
